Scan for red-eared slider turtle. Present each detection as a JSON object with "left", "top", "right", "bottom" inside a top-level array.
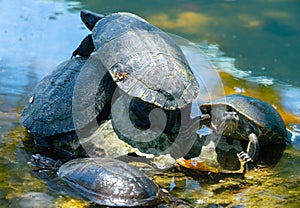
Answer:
[
  {"left": 30, "top": 155, "right": 193, "bottom": 207},
  {"left": 73, "top": 10, "right": 200, "bottom": 130},
  {"left": 20, "top": 57, "right": 116, "bottom": 159},
  {"left": 199, "top": 94, "right": 289, "bottom": 169}
]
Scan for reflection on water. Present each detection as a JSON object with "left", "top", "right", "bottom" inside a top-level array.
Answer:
[{"left": 0, "top": 0, "right": 299, "bottom": 207}]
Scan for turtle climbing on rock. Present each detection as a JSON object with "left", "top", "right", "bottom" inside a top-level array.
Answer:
[{"left": 72, "top": 10, "right": 200, "bottom": 132}]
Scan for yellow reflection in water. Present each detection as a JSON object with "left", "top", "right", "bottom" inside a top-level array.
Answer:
[
  {"left": 238, "top": 14, "right": 263, "bottom": 28},
  {"left": 0, "top": 125, "right": 46, "bottom": 201},
  {"left": 264, "top": 11, "right": 292, "bottom": 19},
  {"left": 246, "top": 20, "right": 263, "bottom": 28},
  {"left": 148, "top": 12, "right": 211, "bottom": 33},
  {"left": 55, "top": 197, "right": 90, "bottom": 208}
]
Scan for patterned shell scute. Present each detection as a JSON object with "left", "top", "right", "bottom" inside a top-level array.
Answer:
[
  {"left": 20, "top": 58, "right": 88, "bottom": 137},
  {"left": 57, "top": 158, "right": 159, "bottom": 207},
  {"left": 92, "top": 12, "right": 199, "bottom": 110},
  {"left": 203, "top": 94, "right": 288, "bottom": 142}
]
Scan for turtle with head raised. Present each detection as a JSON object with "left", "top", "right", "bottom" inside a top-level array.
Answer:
[{"left": 198, "top": 94, "right": 289, "bottom": 171}]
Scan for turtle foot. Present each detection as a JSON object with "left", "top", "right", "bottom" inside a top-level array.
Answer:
[{"left": 233, "top": 152, "right": 247, "bottom": 174}]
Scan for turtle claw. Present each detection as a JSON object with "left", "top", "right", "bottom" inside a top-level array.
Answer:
[
  {"left": 235, "top": 152, "right": 247, "bottom": 173},
  {"left": 238, "top": 151, "right": 253, "bottom": 163},
  {"left": 236, "top": 150, "right": 257, "bottom": 173}
]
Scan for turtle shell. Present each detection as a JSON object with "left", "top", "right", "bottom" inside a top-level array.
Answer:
[
  {"left": 200, "top": 94, "right": 288, "bottom": 144},
  {"left": 90, "top": 12, "right": 199, "bottom": 110},
  {"left": 57, "top": 158, "right": 160, "bottom": 207},
  {"left": 20, "top": 57, "right": 116, "bottom": 140}
]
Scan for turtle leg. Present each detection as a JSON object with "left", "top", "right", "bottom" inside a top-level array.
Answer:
[
  {"left": 164, "top": 109, "right": 180, "bottom": 133},
  {"left": 130, "top": 99, "right": 179, "bottom": 133},
  {"left": 246, "top": 133, "right": 260, "bottom": 161},
  {"left": 71, "top": 34, "right": 95, "bottom": 58},
  {"left": 130, "top": 99, "right": 151, "bottom": 129},
  {"left": 237, "top": 133, "right": 260, "bottom": 171}
]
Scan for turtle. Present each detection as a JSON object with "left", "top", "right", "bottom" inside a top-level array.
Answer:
[
  {"left": 72, "top": 10, "right": 200, "bottom": 132},
  {"left": 30, "top": 154, "right": 193, "bottom": 207},
  {"left": 20, "top": 57, "right": 117, "bottom": 160},
  {"left": 199, "top": 94, "right": 289, "bottom": 170}
]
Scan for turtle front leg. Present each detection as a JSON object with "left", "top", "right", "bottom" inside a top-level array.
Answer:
[
  {"left": 246, "top": 133, "right": 260, "bottom": 161},
  {"left": 130, "top": 98, "right": 151, "bottom": 129},
  {"left": 237, "top": 133, "right": 260, "bottom": 172},
  {"left": 72, "top": 34, "right": 95, "bottom": 58},
  {"left": 130, "top": 99, "right": 178, "bottom": 133}
]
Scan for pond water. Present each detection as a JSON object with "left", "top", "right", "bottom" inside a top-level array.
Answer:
[{"left": 0, "top": 0, "right": 299, "bottom": 207}]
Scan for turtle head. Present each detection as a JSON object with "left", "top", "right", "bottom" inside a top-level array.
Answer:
[
  {"left": 29, "top": 154, "right": 62, "bottom": 172},
  {"left": 213, "top": 111, "right": 239, "bottom": 135},
  {"left": 203, "top": 105, "right": 239, "bottom": 135},
  {"left": 80, "top": 10, "right": 104, "bottom": 31}
]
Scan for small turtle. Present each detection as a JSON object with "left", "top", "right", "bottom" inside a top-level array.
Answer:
[
  {"left": 73, "top": 10, "right": 200, "bottom": 131},
  {"left": 199, "top": 94, "right": 289, "bottom": 170},
  {"left": 20, "top": 57, "right": 117, "bottom": 159},
  {"left": 30, "top": 155, "right": 193, "bottom": 207}
]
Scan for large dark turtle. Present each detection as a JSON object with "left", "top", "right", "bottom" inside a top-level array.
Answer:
[
  {"left": 71, "top": 10, "right": 201, "bottom": 158},
  {"left": 20, "top": 57, "right": 116, "bottom": 159},
  {"left": 199, "top": 94, "right": 289, "bottom": 169},
  {"left": 30, "top": 155, "right": 193, "bottom": 207},
  {"left": 73, "top": 10, "right": 200, "bottom": 131}
]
